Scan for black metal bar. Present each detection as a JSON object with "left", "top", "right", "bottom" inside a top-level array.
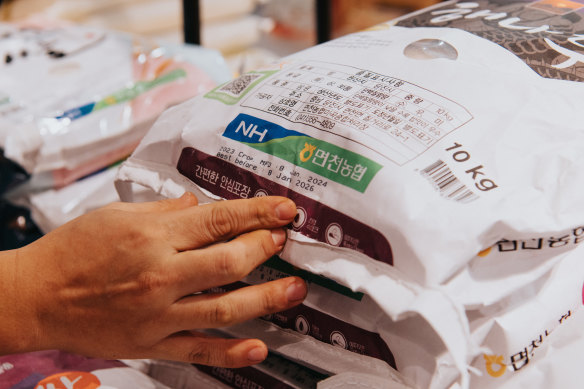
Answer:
[
  {"left": 183, "top": 0, "right": 200, "bottom": 45},
  {"left": 315, "top": 0, "right": 332, "bottom": 44}
]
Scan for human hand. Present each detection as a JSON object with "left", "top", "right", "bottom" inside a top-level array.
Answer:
[{"left": 0, "top": 193, "right": 305, "bottom": 368}]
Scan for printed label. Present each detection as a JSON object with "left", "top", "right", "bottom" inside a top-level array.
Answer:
[
  {"left": 397, "top": 0, "right": 584, "bottom": 82},
  {"left": 239, "top": 61, "right": 472, "bottom": 166},
  {"left": 223, "top": 114, "right": 383, "bottom": 193},
  {"left": 480, "top": 308, "right": 575, "bottom": 378},
  {"left": 177, "top": 147, "right": 393, "bottom": 265},
  {"left": 477, "top": 226, "right": 584, "bottom": 257}
]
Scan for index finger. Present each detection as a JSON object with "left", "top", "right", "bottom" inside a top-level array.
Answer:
[{"left": 163, "top": 196, "right": 296, "bottom": 250}]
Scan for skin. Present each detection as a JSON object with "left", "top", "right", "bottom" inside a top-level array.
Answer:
[{"left": 0, "top": 193, "right": 306, "bottom": 368}]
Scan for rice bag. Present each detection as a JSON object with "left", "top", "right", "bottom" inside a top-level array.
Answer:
[
  {"left": 209, "top": 256, "right": 456, "bottom": 389},
  {"left": 136, "top": 353, "right": 412, "bottom": 389},
  {"left": 117, "top": 0, "right": 584, "bottom": 287},
  {"left": 471, "top": 304, "right": 584, "bottom": 389},
  {"left": 466, "top": 240, "right": 584, "bottom": 388},
  {"left": 115, "top": 0, "right": 584, "bottom": 387}
]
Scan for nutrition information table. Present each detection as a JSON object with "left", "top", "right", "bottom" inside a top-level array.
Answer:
[{"left": 241, "top": 61, "right": 473, "bottom": 165}]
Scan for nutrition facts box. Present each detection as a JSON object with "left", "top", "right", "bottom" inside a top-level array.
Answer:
[{"left": 241, "top": 61, "right": 473, "bottom": 165}]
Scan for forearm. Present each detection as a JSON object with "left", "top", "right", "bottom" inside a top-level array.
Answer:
[{"left": 0, "top": 247, "right": 41, "bottom": 355}]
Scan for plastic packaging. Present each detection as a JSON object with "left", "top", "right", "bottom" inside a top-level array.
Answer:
[
  {"left": 0, "top": 21, "right": 228, "bottom": 184},
  {"left": 115, "top": 1, "right": 584, "bottom": 387},
  {"left": 467, "top": 242, "right": 584, "bottom": 388},
  {"left": 8, "top": 163, "right": 164, "bottom": 234},
  {"left": 209, "top": 256, "right": 445, "bottom": 388}
]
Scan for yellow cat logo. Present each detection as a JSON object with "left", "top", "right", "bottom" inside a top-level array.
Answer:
[
  {"left": 299, "top": 143, "right": 317, "bottom": 162},
  {"left": 484, "top": 354, "right": 506, "bottom": 378}
]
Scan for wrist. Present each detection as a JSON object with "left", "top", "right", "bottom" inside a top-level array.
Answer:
[{"left": 0, "top": 247, "right": 43, "bottom": 355}]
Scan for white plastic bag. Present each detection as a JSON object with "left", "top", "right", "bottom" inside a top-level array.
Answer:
[
  {"left": 116, "top": 1, "right": 584, "bottom": 387},
  {"left": 466, "top": 242, "right": 584, "bottom": 388},
  {"left": 0, "top": 21, "right": 227, "bottom": 184},
  {"left": 209, "top": 256, "right": 451, "bottom": 389}
]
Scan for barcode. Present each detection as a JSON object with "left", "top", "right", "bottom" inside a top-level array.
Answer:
[
  {"left": 421, "top": 160, "right": 478, "bottom": 203},
  {"left": 219, "top": 73, "right": 262, "bottom": 96}
]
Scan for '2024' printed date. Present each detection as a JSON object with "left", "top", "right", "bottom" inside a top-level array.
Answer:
[{"left": 294, "top": 175, "right": 328, "bottom": 192}]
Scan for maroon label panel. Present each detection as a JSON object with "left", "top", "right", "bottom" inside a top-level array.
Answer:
[
  {"left": 269, "top": 301, "right": 397, "bottom": 369},
  {"left": 177, "top": 147, "right": 393, "bottom": 265},
  {"left": 210, "top": 282, "right": 397, "bottom": 370}
]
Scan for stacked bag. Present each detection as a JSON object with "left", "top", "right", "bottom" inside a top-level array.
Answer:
[
  {"left": 115, "top": 1, "right": 584, "bottom": 388},
  {"left": 0, "top": 19, "right": 230, "bottom": 234}
]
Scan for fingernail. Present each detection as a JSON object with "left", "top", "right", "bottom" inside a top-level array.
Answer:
[
  {"left": 271, "top": 229, "right": 286, "bottom": 247},
  {"left": 247, "top": 347, "right": 267, "bottom": 362},
  {"left": 275, "top": 200, "right": 297, "bottom": 220},
  {"left": 286, "top": 279, "right": 307, "bottom": 302}
]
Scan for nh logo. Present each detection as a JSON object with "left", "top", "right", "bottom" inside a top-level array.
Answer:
[{"left": 235, "top": 120, "right": 268, "bottom": 142}]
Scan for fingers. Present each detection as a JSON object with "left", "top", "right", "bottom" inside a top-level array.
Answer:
[
  {"left": 152, "top": 332, "right": 268, "bottom": 367},
  {"left": 163, "top": 196, "right": 296, "bottom": 251},
  {"left": 167, "top": 277, "right": 307, "bottom": 331},
  {"left": 105, "top": 192, "right": 199, "bottom": 213},
  {"left": 170, "top": 228, "right": 287, "bottom": 296}
]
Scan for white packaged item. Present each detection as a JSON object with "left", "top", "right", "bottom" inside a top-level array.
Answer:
[
  {"left": 116, "top": 0, "right": 584, "bottom": 287},
  {"left": 473, "top": 305, "right": 584, "bottom": 389},
  {"left": 116, "top": 1, "right": 584, "bottom": 387},
  {"left": 0, "top": 21, "right": 227, "bottom": 186},
  {"left": 196, "top": 352, "right": 414, "bottom": 389},
  {"left": 195, "top": 352, "right": 332, "bottom": 389},
  {"left": 139, "top": 351, "right": 412, "bottom": 389},
  {"left": 8, "top": 164, "right": 164, "bottom": 233},
  {"left": 467, "top": 241, "right": 584, "bottom": 388},
  {"left": 210, "top": 256, "right": 445, "bottom": 389},
  {"left": 22, "top": 165, "right": 121, "bottom": 233},
  {"left": 211, "top": 322, "right": 418, "bottom": 389},
  {"left": 444, "top": 236, "right": 581, "bottom": 309}
]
